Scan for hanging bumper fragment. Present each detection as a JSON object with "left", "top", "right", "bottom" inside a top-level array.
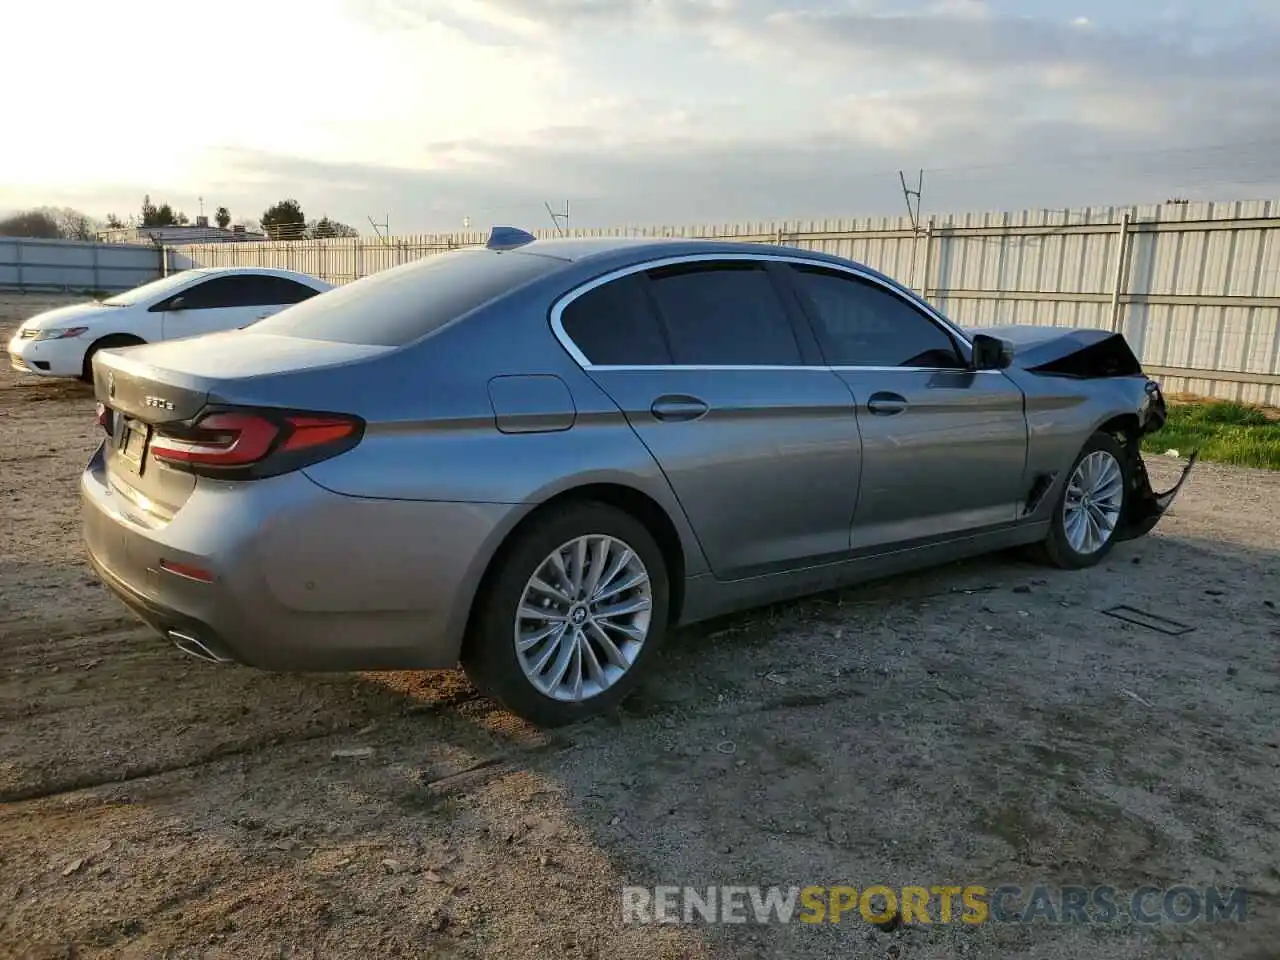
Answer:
[{"left": 1116, "top": 379, "right": 1198, "bottom": 542}]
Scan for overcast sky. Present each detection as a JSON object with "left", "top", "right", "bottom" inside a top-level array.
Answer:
[{"left": 5, "top": 0, "right": 1278, "bottom": 232}]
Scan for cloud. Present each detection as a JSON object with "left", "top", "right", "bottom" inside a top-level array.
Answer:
[
  {"left": 1, "top": 0, "right": 1276, "bottom": 230},
  {"left": 185, "top": 110, "right": 1279, "bottom": 234}
]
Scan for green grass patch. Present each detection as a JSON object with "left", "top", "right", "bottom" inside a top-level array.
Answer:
[{"left": 1140, "top": 401, "right": 1280, "bottom": 470}]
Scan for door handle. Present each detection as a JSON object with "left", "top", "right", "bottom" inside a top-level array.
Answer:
[
  {"left": 651, "top": 395, "right": 709, "bottom": 422},
  {"left": 867, "top": 391, "right": 908, "bottom": 416}
]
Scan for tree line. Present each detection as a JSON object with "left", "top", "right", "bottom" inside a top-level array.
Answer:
[{"left": 0, "top": 196, "right": 359, "bottom": 241}]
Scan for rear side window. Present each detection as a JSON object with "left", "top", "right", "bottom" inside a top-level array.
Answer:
[
  {"left": 644, "top": 261, "right": 802, "bottom": 366},
  {"left": 250, "top": 250, "right": 559, "bottom": 346},
  {"left": 560, "top": 274, "right": 670, "bottom": 365},
  {"left": 256, "top": 276, "right": 321, "bottom": 305}
]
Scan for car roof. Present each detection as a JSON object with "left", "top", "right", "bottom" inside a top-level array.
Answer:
[
  {"left": 508, "top": 235, "right": 900, "bottom": 289},
  {"left": 185, "top": 265, "right": 328, "bottom": 284}
]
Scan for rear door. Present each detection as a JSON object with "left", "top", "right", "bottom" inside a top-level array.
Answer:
[
  {"left": 559, "top": 258, "right": 863, "bottom": 579},
  {"left": 781, "top": 263, "right": 1028, "bottom": 551},
  {"left": 244, "top": 275, "right": 325, "bottom": 323}
]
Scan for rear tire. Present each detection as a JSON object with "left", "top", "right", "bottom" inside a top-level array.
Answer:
[
  {"left": 81, "top": 335, "right": 145, "bottom": 383},
  {"left": 1033, "top": 431, "right": 1129, "bottom": 569},
  {"left": 461, "top": 502, "right": 670, "bottom": 727}
]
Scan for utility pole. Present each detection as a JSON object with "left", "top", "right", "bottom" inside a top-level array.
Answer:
[
  {"left": 899, "top": 169, "right": 927, "bottom": 295},
  {"left": 898, "top": 169, "right": 924, "bottom": 232},
  {"left": 367, "top": 212, "right": 390, "bottom": 245},
  {"left": 544, "top": 201, "right": 570, "bottom": 236}
]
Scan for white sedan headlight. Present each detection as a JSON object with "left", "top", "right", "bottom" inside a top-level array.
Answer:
[{"left": 33, "top": 326, "right": 90, "bottom": 341}]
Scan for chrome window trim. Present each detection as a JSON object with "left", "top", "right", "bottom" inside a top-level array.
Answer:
[
  {"left": 548, "top": 251, "right": 974, "bottom": 371},
  {"left": 585, "top": 364, "right": 1003, "bottom": 374}
]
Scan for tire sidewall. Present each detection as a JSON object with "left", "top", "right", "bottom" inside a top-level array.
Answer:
[
  {"left": 1048, "top": 431, "right": 1130, "bottom": 568},
  {"left": 465, "top": 502, "right": 670, "bottom": 726},
  {"left": 81, "top": 336, "right": 144, "bottom": 383}
]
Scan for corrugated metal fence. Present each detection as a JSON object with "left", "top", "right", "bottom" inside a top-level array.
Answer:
[
  {"left": 1, "top": 237, "right": 162, "bottom": 292},
  {"left": 171, "top": 198, "right": 1280, "bottom": 405}
]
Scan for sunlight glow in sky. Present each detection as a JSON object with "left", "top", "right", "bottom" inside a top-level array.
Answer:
[{"left": 3, "top": 0, "right": 1278, "bottom": 231}]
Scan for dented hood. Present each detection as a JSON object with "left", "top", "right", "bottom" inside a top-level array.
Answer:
[{"left": 965, "top": 325, "right": 1144, "bottom": 377}]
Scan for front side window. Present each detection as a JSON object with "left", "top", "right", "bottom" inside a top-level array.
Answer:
[
  {"left": 789, "top": 266, "right": 965, "bottom": 369},
  {"left": 165, "top": 276, "right": 260, "bottom": 310},
  {"left": 644, "top": 261, "right": 802, "bottom": 366}
]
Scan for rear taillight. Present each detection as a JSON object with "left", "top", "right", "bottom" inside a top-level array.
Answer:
[
  {"left": 151, "top": 412, "right": 279, "bottom": 467},
  {"left": 95, "top": 402, "right": 112, "bottom": 435},
  {"left": 150, "top": 408, "right": 363, "bottom": 479}
]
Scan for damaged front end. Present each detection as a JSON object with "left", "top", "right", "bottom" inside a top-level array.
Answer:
[
  {"left": 966, "top": 323, "right": 1198, "bottom": 540},
  {"left": 1115, "top": 379, "right": 1198, "bottom": 541}
]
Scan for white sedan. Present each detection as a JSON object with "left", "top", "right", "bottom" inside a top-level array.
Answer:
[{"left": 7, "top": 267, "right": 333, "bottom": 381}]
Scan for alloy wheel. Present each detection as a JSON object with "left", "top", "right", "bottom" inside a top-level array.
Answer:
[
  {"left": 1062, "top": 449, "right": 1124, "bottom": 555},
  {"left": 514, "top": 535, "right": 653, "bottom": 702}
]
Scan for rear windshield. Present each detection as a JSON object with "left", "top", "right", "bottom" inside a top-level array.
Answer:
[{"left": 248, "top": 249, "right": 560, "bottom": 346}]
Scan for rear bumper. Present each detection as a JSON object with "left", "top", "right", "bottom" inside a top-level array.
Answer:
[
  {"left": 81, "top": 442, "right": 517, "bottom": 671},
  {"left": 86, "top": 544, "right": 239, "bottom": 662}
]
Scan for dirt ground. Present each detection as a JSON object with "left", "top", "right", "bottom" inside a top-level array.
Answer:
[{"left": 2, "top": 292, "right": 1279, "bottom": 960}]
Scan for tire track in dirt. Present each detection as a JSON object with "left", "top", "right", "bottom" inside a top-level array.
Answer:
[
  {"left": 1, "top": 688, "right": 491, "bottom": 804},
  {"left": 0, "top": 619, "right": 148, "bottom": 657}
]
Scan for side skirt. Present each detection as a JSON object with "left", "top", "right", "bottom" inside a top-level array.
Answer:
[{"left": 677, "top": 521, "right": 1050, "bottom": 627}]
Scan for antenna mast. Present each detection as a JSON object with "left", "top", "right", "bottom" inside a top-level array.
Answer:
[
  {"left": 367, "top": 212, "right": 390, "bottom": 245},
  {"left": 899, "top": 169, "right": 924, "bottom": 232},
  {"left": 544, "top": 200, "right": 570, "bottom": 237}
]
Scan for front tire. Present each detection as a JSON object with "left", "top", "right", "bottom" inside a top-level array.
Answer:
[
  {"left": 81, "top": 335, "right": 145, "bottom": 383},
  {"left": 1035, "top": 431, "right": 1129, "bottom": 569},
  {"left": 461, "top": 502, "right": 670, "bottom": 727}
]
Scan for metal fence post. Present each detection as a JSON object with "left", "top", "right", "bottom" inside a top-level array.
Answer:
[
  {"left": 1109, "top": 211, "right": 1131, "bottom": 332},
  {"left": 919, "top": 217, "right": 935, "bottom": 300}
]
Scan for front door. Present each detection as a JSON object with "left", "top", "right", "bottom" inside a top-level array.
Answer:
[
  {"left": 781, "top": 262, "right": 1028, "bottom": 551},
  {"left": 155, "top": 275, "right": 264, "bottom": 340},
  {"left": 836, "top": 368, "right": 1028, "bottom": 548},
  {"left": 154, "top": 274, "right": 319, "bottom": 340},
  {"left": 557, "top": 260, "right": 863, "bottom": 579}
]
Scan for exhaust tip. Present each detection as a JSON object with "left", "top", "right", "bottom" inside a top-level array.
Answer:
[{"left": 169, "top": 630, "right": 232, "bottom": 664}]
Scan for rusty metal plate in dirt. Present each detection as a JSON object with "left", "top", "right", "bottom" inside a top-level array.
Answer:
[{"left": 1102, "top": 605, "right": 1194, "bottom": 636}]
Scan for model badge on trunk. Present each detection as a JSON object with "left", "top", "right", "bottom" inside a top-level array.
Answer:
[{"left": 144, "top": 396, "right": 175, "bottom": 411}]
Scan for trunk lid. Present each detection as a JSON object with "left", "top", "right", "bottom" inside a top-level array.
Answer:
[
  {"left": 110, "top": 328, "right": 395, "bottom": 381},
  {"left": 90, "top": 332, "right": 394, "bottom": 523},
  {"left": 92, "top": 347, "right": 212, "bottom": 524}
]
